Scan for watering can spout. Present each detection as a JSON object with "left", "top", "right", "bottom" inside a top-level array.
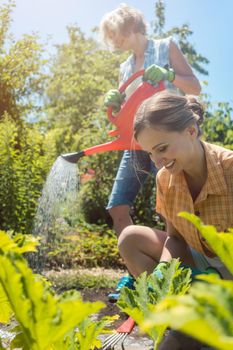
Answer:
[{"left": 61, "top": 150, "right": 85, "bottom": 164}]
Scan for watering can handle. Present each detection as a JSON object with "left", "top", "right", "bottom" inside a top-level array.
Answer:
[{"left": 107, "top": 69, "right": 145, "bottom": 123}]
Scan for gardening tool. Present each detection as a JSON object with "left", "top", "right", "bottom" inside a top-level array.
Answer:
[
  {"left": 101, "top": 316, "right": 135, "bottom": 350},
  {"left": 61, "top": 70, "right": 165, "bottom": 163}
]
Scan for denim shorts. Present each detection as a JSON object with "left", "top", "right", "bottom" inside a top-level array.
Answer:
[
  {"left": 106, "top": 150, "right": 157, "bottom": 209},
  {"left": 191, "top": 248, "right": 233, "bottom": 280}
]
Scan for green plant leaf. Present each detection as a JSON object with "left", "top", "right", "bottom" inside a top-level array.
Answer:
[
  {"left": 0, "top": 283, "right": 12, "bottom": 323},
  {"left": 143, "top": 277, "right": 233, "bottom": 350},
  {"left": 0, "top": 231, "right": 39, "bottom": 254},
  {"left": 74, "top": 316, "right": 115, "bottom": 350}
]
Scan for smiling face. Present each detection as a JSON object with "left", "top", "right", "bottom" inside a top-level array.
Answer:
[{"left": 136, "top": 126, "right": 197, "bottom": 174}]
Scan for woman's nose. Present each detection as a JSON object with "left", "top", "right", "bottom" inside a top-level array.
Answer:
[{"left": 151, "top": 155, "right": 165, "bottom": 169}]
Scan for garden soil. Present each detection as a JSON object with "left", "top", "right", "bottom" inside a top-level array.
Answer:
[{"left": 81, "top": 286, "right": 154, "bottom": 349}]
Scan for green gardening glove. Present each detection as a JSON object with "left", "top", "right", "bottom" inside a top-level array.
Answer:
[
  {"left": 143, "top": 64, "right": 175, "bottom": 85},
  {"left": 104, "top": 89, "right": 126, "bottom": 113}
]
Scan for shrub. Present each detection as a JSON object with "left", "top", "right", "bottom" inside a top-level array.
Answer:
[
  {"left": 0, "top": 115, "right": 56, "bottom": 233},
  {"left": 41, "top": 221, "right": 123, "bottom": 270}
]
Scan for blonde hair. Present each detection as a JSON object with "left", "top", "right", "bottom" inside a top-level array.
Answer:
[
  {"left": 99, "top": 3, "right": 147, "bottom": 48},
  {"left": 134, "top": 91, "right": 204, "bottom": 140}
]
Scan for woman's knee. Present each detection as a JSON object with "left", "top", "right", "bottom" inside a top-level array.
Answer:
[
  {"left": 118, "top": 225, "right": 142, "bottom": 254},
  {"left": 118, "top": 225, "right": 167, "bottom": 259}
]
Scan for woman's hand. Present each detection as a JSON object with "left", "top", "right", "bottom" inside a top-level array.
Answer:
[
  {"left": 104, "top": 89, "right": 125, "bottom": 113},
  {"left": 143, "top": 64, "right": 175, "bottom": 84}
]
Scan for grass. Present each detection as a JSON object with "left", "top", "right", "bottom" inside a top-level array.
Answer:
[{"left": 45, "top": 267, "right": 125, "bottom": 293}]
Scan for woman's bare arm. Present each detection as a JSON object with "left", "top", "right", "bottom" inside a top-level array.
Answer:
[{"left": 169, "top": 40, "right": 201, "bottom": 95}]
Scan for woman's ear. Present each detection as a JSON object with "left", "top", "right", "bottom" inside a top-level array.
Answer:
[{"left": 187, "top": 125, "right": 198, "bottom": 138}]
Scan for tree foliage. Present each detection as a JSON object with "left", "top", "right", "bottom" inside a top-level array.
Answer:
[
  {"left": 0, "top": 1, "right": 54, "bottom": 234},
  {"left": 0, "top": 0, "right": 48, "bottom": 122},
  {"left": 152, "top": 0, "right": 209, "bottom": 75},
  {"left": 46, "top": 26, "right": 125, "bottom": 134},
  {"left": 202, "top": 99, "right": 233, "bottom": 148}
]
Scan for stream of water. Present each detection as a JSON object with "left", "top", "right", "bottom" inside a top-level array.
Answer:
[
  {"left": 34, "top": 156, "right": 79, "bottom": 240},
  {"left": 30, "top": 156, "right": 80, "bottom": 271}
]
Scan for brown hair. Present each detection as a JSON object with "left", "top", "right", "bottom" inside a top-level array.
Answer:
[
  {"left": 134, "top": 91, "right": 204, "bottom": 140},
  {"left": 100, "top": 3, "right": 147, "bottom": 48}
]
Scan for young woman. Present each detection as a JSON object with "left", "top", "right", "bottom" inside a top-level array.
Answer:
[
  {"left": 99, "top": 3, "right": 201, "bottom": 301},
  {"left": 118, "top": 91, "right": 233, "bottom": 281}
]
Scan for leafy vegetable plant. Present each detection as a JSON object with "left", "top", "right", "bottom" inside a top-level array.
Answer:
[
  {"left": 117, "top": 259, "right": 191, "bottom": 349},
  {"left": 0, "top": 230, "right": 112, "bottom": 350}
]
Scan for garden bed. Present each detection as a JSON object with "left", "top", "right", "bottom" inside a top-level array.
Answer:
[
  {"left": 45, "top": 268, "right": 213, "bottom": 350},
  {"left": 45, "top": 268, "right": 154, "bottom": 349}
]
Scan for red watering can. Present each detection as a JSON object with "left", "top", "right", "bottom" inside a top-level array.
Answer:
[{"left": 61, "top": 69, "right": 164, "bottom": 163}]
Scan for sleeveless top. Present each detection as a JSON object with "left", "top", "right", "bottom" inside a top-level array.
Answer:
[{"left": 119, "top": 37, "right": 180, "bottom": 97}]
